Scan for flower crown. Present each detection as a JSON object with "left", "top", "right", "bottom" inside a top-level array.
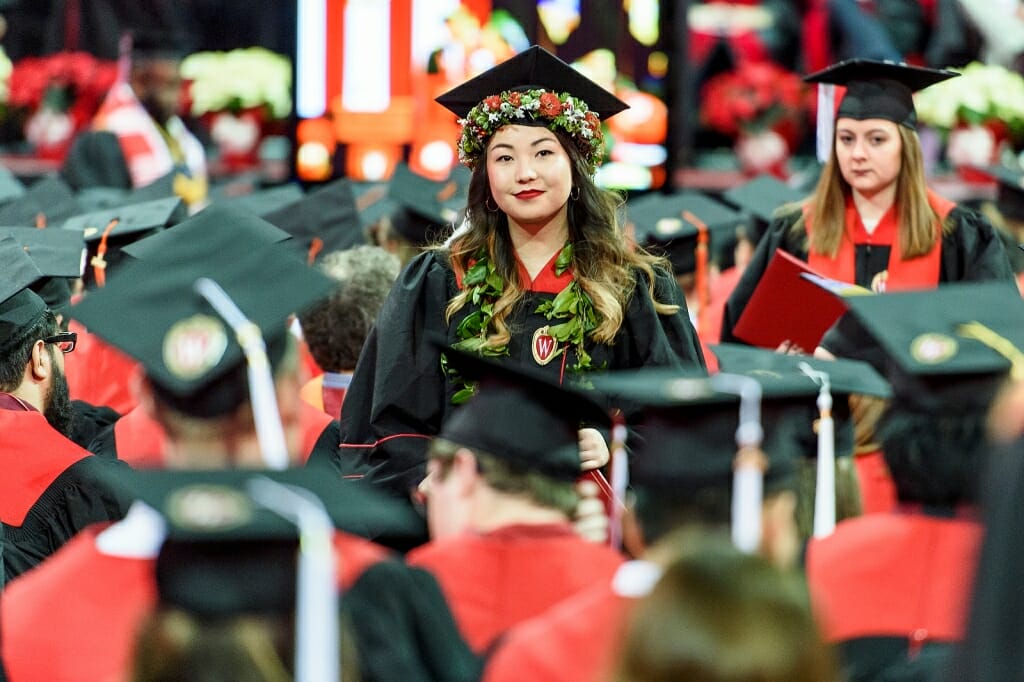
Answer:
[{"left": 457, "top": 88, "right": 605, "bottom": 171}]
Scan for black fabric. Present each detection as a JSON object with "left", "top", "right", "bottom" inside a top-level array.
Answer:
[
  {"left": 341, "top": 560, "right": 483, "bottom": 682},
  {"left": 839, "top": 636, "right": 956, "bottom": 682},
  {"left": 60, "top": 131, "right": 133, "bottom": 191},
  {"left": 328, "top": 250, "right": 706, "bottom": 498},
  {"left": 306, "top": 418, "right": 341, "bottom": 466},
  {"left": 720, "top": 204, "right": 1017, "bottom": 344},
  {"left": 3, "top": 455, "right": 131, "bottom": 583},
  {"left": 85, "top": 421, "right": 119, "bottom": 459},
  {"left": 68, "top": 400, "right": 122, "bottom": 452}
]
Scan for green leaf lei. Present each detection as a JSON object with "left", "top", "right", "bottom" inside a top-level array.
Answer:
[{"left": 446, "top": 243, "right": 601, "bottom": 404}]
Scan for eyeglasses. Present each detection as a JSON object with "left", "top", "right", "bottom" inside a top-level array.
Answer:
[{"left": 42, "top": 332, "right": 77, "bottom": 354}]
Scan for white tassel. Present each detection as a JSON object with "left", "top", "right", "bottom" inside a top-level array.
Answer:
[
  {"left": 249, "top": 477, "right": 339, "bottom": 682},
  {"left": 816, "top": 83, "right": 836, "bottom": 164},
  {"left": 195, "top": 277, "right": 289, "bottom": 469},
  {"left": 609, "top": 417, "right": 629, "bottom": 552},
  {"left": 711, "top": 374, "right": 765, "bottom": 554},
  {"left": 800, "top": 363, "right": 835, "bottom": 538}
]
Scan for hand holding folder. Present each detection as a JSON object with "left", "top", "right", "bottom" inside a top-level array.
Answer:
[{"left": 732, "top": 249, "right": 871, "bottom": 351}]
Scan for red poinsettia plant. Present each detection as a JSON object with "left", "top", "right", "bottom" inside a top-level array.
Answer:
[
  {"left": 700, "top": 61, "right": 810, "bottom": 151},
  {"left": 8, "top": 51, "right": 118, "bottom": 131}
]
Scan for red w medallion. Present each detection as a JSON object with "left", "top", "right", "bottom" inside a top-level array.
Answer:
[{"left": 532, "top": 326, "right": 559, "bottom": 366}]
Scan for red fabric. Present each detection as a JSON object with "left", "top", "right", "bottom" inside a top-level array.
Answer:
[
  {"left": 64, "top": 319, "right": 143, "bottom": 415},
  {"left": 805, "top": 190, "right": 953, "bottom": 290},
  {"left": 114, "top": 406, "right": 168, "bottom": 469},
  {"left": 299, "top": 401, "right": 335, "bottom": 464},
  {"left": 300, "top": 375, "right": 348, "bottom": 421},
  {"left": 1, "top": 524, "right": 389, "bottom": 682},
  {"left": 0, "top": 410, "right": 93, "bottom": 526},
  {"left": 802, "top": 0, "right": 833, "bottom": 73},
  {"left": 807, "top": 512, "right": 983, "bottom": 643},
  {"left": 515, "top": 249, "right": 574, "bottom": 295},
  {"left": 0, "top": 393, "right": 35, "bottom": 412},
  {"left": 854, "top": 449, "right": 897, "bottom": 515},
  {"left": 1, "top": 525, "right": 158, "bottom": 682},
  {"left": 484, "top": 580, "right": 634, "bottom": 682},
  {"left": 703, "top": 265, "right": 745, "bottom": 367},
  {"left": 407, "top": 523, "right": 623, "bottom": 653}
]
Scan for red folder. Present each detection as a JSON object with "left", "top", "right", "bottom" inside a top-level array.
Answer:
[{"left": 732, "top": 249, "right": 854, "bottom": 351}]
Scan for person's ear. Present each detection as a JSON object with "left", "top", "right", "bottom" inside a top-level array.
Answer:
[{"left": 29, "top": 340, "right": 51, "bottom": 381}]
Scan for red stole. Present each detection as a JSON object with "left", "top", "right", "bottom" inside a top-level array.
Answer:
[
  {"left": 854, "top": 448, "right": 897, "bottom": 515},
  {"left": 64, "top": 318, "right": 143, "bottom": 415},
  {"left": 807, "top": 512, "right": 982, "bottom": 644},
  {"left": 114, "top": 405, "right": 168, "bottom": 469},
  {"left": 805, "top": 190, "right": 954, "bottom": 290},
  {"left": 0, "top": 410, "right": 93, "bottom": 526}
]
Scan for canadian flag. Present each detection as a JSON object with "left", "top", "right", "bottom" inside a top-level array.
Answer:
[{"left": 91, "top": 82, "right": 175, "bottom": 188}]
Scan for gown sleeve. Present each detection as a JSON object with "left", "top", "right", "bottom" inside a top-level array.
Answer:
[
  {"left": 615, "top": 265, "right": 707, "bottom": 371},
  {"left": 333, "top": 251, "right": 458, "bottom": 498},
  {"left": 720, "top": 210, "right": 807, "bottom": 344},
  {"left": 939, "top": 206, "right": 1017, "bottom": 284}
]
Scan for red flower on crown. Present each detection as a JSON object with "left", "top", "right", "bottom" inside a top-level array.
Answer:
[
  {"left": 483, "top": 95, "right": 502, "bottom": 111},
  {"left": 539, "top": 92, "right": 561, "bottom": 118}
]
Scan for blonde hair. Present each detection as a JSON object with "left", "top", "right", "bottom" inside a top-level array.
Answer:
[{"left": 803, "top": 125, "right": 946, "bottom": 259}]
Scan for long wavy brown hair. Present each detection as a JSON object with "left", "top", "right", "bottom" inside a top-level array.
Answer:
[
  {"left": 443, "top": 127, "right": 677, "bottom": 348},
  {"left": 800, "top": 124, "right": 949, "bottom": 259}
]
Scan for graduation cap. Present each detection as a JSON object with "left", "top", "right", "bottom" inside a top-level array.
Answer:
[
  {"left": 60, "top": 130, "right": 133, "bottom": 191},
  {"left": 720, "top": 175, "right": 807, "bottom": 245},
  {"left": 0, "top": 235, "right": 47, "bottom": 354},
  {"left": 0, "top": 176, "right": 81, "bottom": 227},
  {"left": 0, "top": 165, "right": 26, "bottom": 206},
  {"left": 804, "top": 58, "right": 958, "bottom": 129},
  {"left": 62, "top": 196, "right": 187, "bottom": 287},
  {"left": 121, "top": 203, "right": 291, "bottom": 261},
  {"left": 74, "top": 186, "right": 132, "bottom": 213},
  {"left": 435, "top": 45, "right": 628, "bottom": 121},
  {"left": 69, "top": 220, "right": 336, "bottom": 424},
  {"left": 129, "top": 171, "right": 179, "bottom": 202},
  {"left": 837, "top": 282, "right": 1024, "bottom": 412},
  {"left": 973, "top": 164, "right": 1024, "bottom": 222},
  {"left": 386, "top": 163, "right": 456, "bottom": 247},
  {"left": 212, "top": 183, "right": 306, "bottom": 219},
  {"left": 263, "top": 178, "right": 366, "bottom": 263},
  {"left": 352, "top": 181, "right": 395, "bottom": 230},
  {"left": 627, "top": 191, "right": 744, "bottom": 275},
  {"left": 439, "top": 343, "right": 610, "bottom": 480},
  {"left": 1, "top": 227, "right": 87, "bottom": 315}
]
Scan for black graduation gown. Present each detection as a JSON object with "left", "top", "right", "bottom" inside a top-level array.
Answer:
[
  {"left": 325, "top": 250, "right": 706, "bottom": 497},
  {"left": 720, "top": 204, "right": 1017, "bottom": 345}
]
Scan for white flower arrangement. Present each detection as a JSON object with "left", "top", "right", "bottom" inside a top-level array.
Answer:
[
  {"left": 915, "top": 61, "right": 1024, "bottom": 139},
  {"left": 180, "top": 47, "right": 292, "bottom": 120}
]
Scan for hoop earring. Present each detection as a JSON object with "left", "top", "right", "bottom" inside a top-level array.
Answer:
[
  {"left": 485, "top": 196, "right": 500, "bottom": 212},
  {"left": 570, "top": 186, "right": 581, "bottom": 201}
]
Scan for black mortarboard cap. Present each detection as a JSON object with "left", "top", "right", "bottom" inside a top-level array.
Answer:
[
  {"left": 74, "top": 187, "right": 132, "bottom": 213},
  {"left": 0, "top": 235, "right": 47, "bottom": 353},
  {"left": 130, "top": 171, "right": 178, "bottom": 203},
  {"left": 213, "top": 183, "right": 306, "bottom": 219},
  {"left": 121, "top": 203, "right": 290, "bottom": 261},
  {"left": 839, "top": 282, "right": 1024, "bottom": 411},
  {"left": 69, "top": 225, "right": 335, "bottom": 417},
  {"left": 97, "top": 466, "right": 425, "bottom": 616},
  {"left": 353, "top": 181, "right": 395, "bottom": 230},
  {"left": 438, "top": 343, "right": 610, "bottom": 480},
  {"left": 804, "top": 59, "right": 958, "bottom": 128},
  {"left": 1, "top": 226, "right": 87, "bottom": 314},
  {"left": 0, "top": 176, "right": 81, "bottom": 227},
  {"left": 436, "top": 45, "right": 628, "bottom": 120},
  {"left": 0, "top": 165, "right": 26, "bottom": 206},
  {"left": 263, "top": 178, "right": 366, "bottom": 260},
  {"left": 627, "top": 191, "right": 744, "bottom": 275},
  {"left": 720, "top": 175, "right": 807, "bottom": 245},
  {"left": 386, "top": 163, "right": 456, "bottom": 246},
  {"left": 975, "top": 164, "right": 1024, "bottom": 222},
  {"left": 60, "top": 130, "right": 133, "bottom": 191},
  {"left": 62, "top": 197, "right": 186, "bottom": 287},
  {"left": 711, "top": 343, "right": 892, "bottom": 458},
  {"left": 590, "top": 369, "right": 806, "bottom": 493}
]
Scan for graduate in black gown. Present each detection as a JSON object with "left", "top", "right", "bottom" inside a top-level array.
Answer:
[
  {"left": 330, "top": 46, "right": 706, "bottom": 499},
  {"left": 721, "top": 59, "right": 1015, "bottom": 346}
]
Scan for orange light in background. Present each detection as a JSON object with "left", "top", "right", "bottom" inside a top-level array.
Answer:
[
  {"left": 409, "top": 139, "right": 457, "bottom": 181},
  {"left": 606, "top": 89, "right": 667, "bottom": 145},
  {"left": 295, "top": 117, "right": 336, "bottom": 181},
  {"left": 346, "top": 143, "right": 401, "bottom": 181}
]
